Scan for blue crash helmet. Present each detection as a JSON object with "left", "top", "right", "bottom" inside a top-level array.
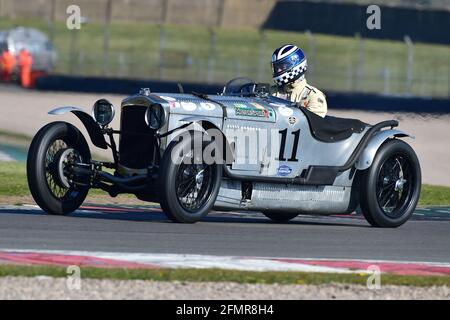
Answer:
[{"left": 271, "top": 44, "right": 307, "bottom": 86}]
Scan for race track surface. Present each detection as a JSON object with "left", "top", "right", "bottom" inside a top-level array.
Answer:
[{"left": 0, "top": 204, "right": 449, "bottom": 264}]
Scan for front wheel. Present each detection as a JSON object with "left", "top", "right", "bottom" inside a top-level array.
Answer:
[
  {"left": 159, "top": 136, "right": 222, "bottom": 223},
  {"left": 359, "top": 139, "right": 421, "bottom": 227},
  {"left": 27, "top": 122, "right": 91, "bottom": 215}
]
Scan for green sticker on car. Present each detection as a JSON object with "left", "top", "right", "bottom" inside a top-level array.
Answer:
[{"left": 234, "top": 103, "right": 274, "bottom": 120}]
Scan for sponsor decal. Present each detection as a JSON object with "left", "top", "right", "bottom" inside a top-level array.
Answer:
[
  {"left": 288, "top": 116, "right": 297, "bottom": 126},
  {"left": 200, "top": 102, "right": 216, "bottom": 111},
  {"left": 234, "top": 103, "right": 275, "bottom": 120},
  {"left": 169, "top": 101, "right": 181, "bottom": 109},
  {"left": 278, "top": 106, "right": 294, "bottom": 116},
  {"left": 159, "top": 95, "right": 176, "bottom": 102},
  {"left": 277, "top": 165, "right": 292, "bottom": 176},
  {"left": 180, "top": 101, "right": 197, "bottom": 111},
  {"left": 250, "top": 102, "right": 265, "bottom": 110},
  {"left": 234, "top": 103, "right": 248, "bottom": 109}
]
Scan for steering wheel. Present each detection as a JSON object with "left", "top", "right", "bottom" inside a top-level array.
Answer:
[{"left": 235, "top": 82, "right": 257, "bottom": 95}]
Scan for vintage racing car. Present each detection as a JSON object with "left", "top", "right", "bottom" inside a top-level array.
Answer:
[{"left": 27, "top": 78, "right": 421, "bottom": 227}]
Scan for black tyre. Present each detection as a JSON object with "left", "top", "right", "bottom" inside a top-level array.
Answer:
[
  {"left": 360, "top": 139, "right": 421, "bottom": 228},
  {"left": 159, "top": 136, "right": 222, "bottom": 223},
  {"left": 262, "top": 211, "right": 299, "bottom": 222},
  {"left": 27, "top": 121, "right": 91, "bottom": 215}
]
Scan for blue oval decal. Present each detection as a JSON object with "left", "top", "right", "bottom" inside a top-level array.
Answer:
[{"left": 277, "top": 165, "right": 292, "bottom": 176}]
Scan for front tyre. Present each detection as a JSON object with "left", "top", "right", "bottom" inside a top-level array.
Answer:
[
  {"left": 159, "top": 136, "right": 222, "bottom": 223},
  {"left": 360, "top": 139, "right": 421, "bottom": 228},
  {"left": 27, "top": 122, "right": 91, "bottom": 215}
]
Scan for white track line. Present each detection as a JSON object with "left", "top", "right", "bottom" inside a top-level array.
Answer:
[{"left": 2, "top": 249, "right": 450, "bottom": 273}]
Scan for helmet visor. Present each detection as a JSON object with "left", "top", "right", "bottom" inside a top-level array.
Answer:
[{"left": 272, "top": 51, "right": 303, "bottom": 76}]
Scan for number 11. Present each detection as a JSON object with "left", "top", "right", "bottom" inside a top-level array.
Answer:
[{"left": 276, "top": 129, "right": 300, "bottom": 162}]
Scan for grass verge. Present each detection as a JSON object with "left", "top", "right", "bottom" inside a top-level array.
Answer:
[
  {"left": 418, "top": 185, "right": 450, "bottom": 206},
  {"left": 0, "top": 264, "right": 449, "bottom": 287},
  {"left": 1, "top": 161, "right": 449, "bottom": 206}
]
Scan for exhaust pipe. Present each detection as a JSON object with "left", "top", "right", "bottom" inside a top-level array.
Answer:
[{"left": 98, "top": 171, "right": 147, "bottom": 185}]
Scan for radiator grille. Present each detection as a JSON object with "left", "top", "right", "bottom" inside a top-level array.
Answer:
[{"left": 119, "top": 106, "right": 157, "bottom": 169}]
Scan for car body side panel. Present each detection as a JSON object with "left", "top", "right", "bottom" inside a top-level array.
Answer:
[
  {"left": 214, "top": 179, "right": 355, "bottom": 214},
  {"left": 155, "top": 93, "right": 368, "bottom": 180},
  {"left": 222, "top": 97, "right": 367, "bottom": 178}
]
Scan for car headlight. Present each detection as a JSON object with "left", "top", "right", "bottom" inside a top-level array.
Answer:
[
  {"left": 145, "top": 104, "right": 166, "bottom": 130},
  {"left": 92, "top": 99, "right": 115, "bottom": 127}
]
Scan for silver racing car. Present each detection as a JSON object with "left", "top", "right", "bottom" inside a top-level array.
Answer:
[{"left": 27, "top": 78, "right": 421, "bottom": 227}]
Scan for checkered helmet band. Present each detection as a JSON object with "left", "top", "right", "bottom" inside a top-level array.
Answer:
[{"left": 273, "top": 60, "right": 308, "bottom": 86}]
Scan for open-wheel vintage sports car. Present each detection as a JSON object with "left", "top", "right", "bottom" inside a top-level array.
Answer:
[{"left": 27, "top": 78, "right": 421, "bottom": 227}]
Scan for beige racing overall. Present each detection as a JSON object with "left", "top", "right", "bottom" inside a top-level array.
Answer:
[{"left": 274, "top": 78, "right": 328, "bottom": 118}]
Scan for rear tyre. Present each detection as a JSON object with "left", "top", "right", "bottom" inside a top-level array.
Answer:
[
  {"left": 159, "top": 135, "right": 222, "bottom": 223},
  {"left": 262, "top": 211, "right": 299, "bottom": 222},
  {"left": 27, "top": 122, "right": 91, "bottom": 215},
  {"left": 360, "top": 139, "right": 421, "bottom": 228}
]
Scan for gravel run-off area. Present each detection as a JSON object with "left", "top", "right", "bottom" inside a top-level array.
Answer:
[{"left": 0, "top": 277, "right": 448, "bottom": 300}]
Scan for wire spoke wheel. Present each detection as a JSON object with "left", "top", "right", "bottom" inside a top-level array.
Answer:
[
  {"left": 360, "top": 139, "right": 421, "bottom": 228},
  {"left": 175, "top": 157, "right": 215, "bottom": 212},
  {"left": 44, "top": 139, "right": 83, "bottom": 201},
  {"left": 44, "top": 139, "right": 68, "bottom": 199},
  {"left": 27, "top": 122, "right": 91, "bottom": 215},
  {"left": 376, "top": 153, "right": 413, "bottom": 218},
  {"left": 159, "top": 136, "right": 222, "bottom": 223}
]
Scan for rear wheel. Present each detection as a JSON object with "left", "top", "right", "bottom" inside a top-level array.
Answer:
[
  {"left": 159, "top": 136, "right": 222, "bottom": 223},
  {"left": 27, "top": 122, "right": 91, "bottom": 215},
  {"left": 360, "top": 139, "right": 421, "bottom": 227},
  {"left": 262, "top": 211, "right": 299, "bottom": 222}
]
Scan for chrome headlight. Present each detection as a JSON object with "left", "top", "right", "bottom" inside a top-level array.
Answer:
[
  {"left": 145, "top": 104, "right": 166, "bottom": 130},
  {"left": 92, "top": 99, "right": 115, "bottom": 127}
]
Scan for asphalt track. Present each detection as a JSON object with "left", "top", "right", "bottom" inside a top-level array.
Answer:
[{"left": 0, "top": 203, "right": 449, "bottom": 264}]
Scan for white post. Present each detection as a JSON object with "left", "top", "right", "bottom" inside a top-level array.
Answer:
[{"left": 404, "top": 35, "right": 414, "bottom": 95}]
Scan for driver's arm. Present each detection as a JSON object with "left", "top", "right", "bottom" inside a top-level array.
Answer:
[{"left": 305, "top": 90, "right": 327, "bottom": 118}]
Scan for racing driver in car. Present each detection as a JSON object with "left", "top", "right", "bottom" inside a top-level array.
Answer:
[{"left": 272, "top": 44, "right": 327, "bottom": 118}]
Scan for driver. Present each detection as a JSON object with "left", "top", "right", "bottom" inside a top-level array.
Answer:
[{"left": 272, "top": 44, "right": 327, "bottom": 118}]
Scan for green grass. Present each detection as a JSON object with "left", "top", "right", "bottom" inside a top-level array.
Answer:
[
  {"left": 0, "top": 264, "right": 448, "bottom": 287},
  {"left": 0, "top": 161, "right": 28, "bottom": 197},
  {"left": 419, "top": 185, "right": 450, "bottom": 206},
  {"left": 0, "top": 161, "right": 449, "bottom": 206},
  {"left": 0, "top": 161, "right": 107, "bottom": 197},
  {"left": 0, "top": 18, "right": 449, "bottom": 97}
]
